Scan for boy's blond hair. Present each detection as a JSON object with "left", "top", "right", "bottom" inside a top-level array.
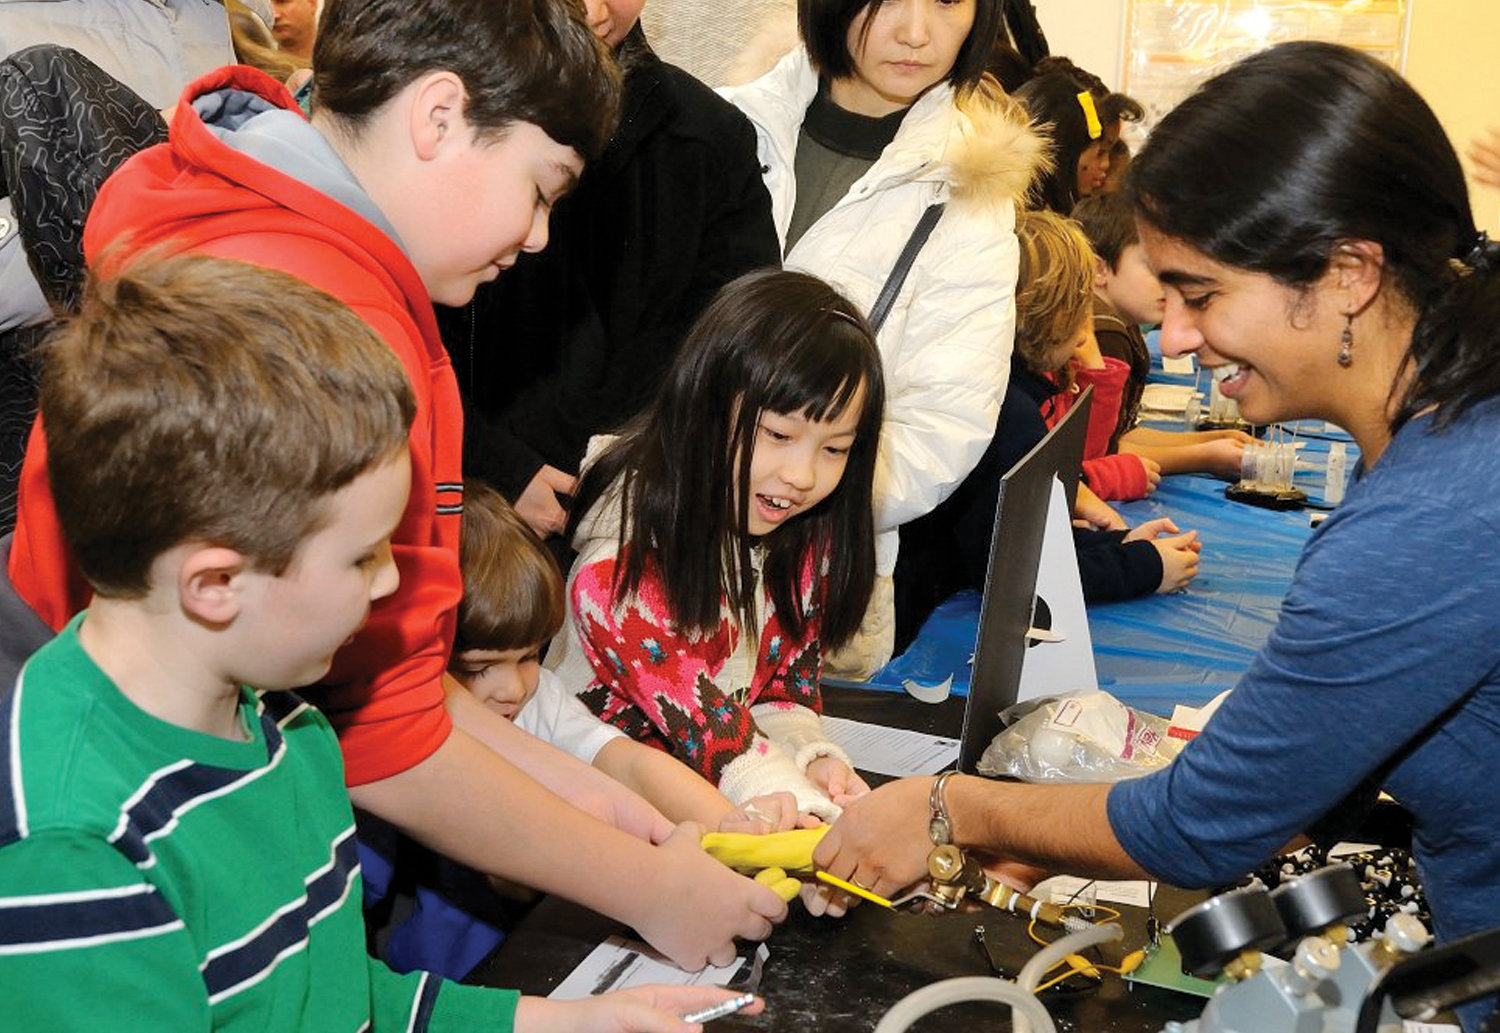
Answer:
[
  {"left": 41, "top": 254, "right": 416, "bottom": 597},
  {"left": 1013, "top": 209, "right": 1097, "bottom": 376},
  {"left": 455, "top": 481, "right": 565, "bottom": 653}
]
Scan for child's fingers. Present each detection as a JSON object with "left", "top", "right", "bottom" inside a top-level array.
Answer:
[
  {"left": 1135, "top": 517, "right": 1178, "bottom": 538},
  {"left": 629, "top": 986, "right": 765, "bottom": 1030}
]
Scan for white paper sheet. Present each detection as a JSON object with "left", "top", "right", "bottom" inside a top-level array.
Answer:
[
  {"left": 821, "top": 714, "right": 959, "bottom": 777},
  {"left": 1140, "top": 383, "right": 1200, "bottom": 414},
  {"left": 549, "top": 937, "right": 768, "bottom": 1000},
  {"left": 1037, "top": 875, "right": 1157, "bottom": 909}
]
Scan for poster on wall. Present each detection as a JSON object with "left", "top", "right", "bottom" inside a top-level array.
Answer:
[{"left": 1122, "top": 0, "right": 1409, "bottom": 130}]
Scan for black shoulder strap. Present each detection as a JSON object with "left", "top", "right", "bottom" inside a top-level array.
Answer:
[{"left": 867, "top": 202, "right": 945, "bottom": 333}]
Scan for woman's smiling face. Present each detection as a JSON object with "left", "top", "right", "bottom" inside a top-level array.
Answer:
[{"left": 1141, "top": 222, "right": 1347, "bottom": 427}]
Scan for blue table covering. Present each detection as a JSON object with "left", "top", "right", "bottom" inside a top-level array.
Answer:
[{"left": 862, "top": 397, "right": 1356, "bottom": 717}]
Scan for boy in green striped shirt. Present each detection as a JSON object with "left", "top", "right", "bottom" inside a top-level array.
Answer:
[{"left": 0, "top": 255, "right": 756, "bottom": 1032}]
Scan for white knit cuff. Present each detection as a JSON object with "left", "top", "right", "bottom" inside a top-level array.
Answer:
[
  {"left": 750, "top": 703, "right": 853, "bottom": 774},
  {"left": 717, "top": 736, "right": 842, "bottom": 822}
]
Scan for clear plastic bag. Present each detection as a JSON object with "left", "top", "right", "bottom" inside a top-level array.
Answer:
[{"left": 976, "top": 690, "right": 1185, "bottom": 783}]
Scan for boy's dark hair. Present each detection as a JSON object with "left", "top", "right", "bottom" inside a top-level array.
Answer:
[
  {"left": 1072, "top": 191, "right": 1138, "bottom": 271},
  {"left": 798, "top": 0, "right": 1003, "bottom": 96},
  {"left": 455, "top": 481, "right": 565, "bottom": 654},
  {"left": 42, "top": 254, "right": 416, "bottom": 598},
  {"left": 570, "top": 269, "right": 886, "bottom": 648},
  {"left": 314, "top": 0, "right": 621, "bottom": 161}
]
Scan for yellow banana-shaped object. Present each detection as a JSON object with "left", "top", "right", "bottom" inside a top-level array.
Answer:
[
  {"left": 754, "top": 866, "right": 803, "bottom": 903},
  {"left": 701, "top": 827, "right": 830, "bottom": 876}
]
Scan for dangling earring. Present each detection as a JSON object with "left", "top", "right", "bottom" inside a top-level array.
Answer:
[{"left": 1337, "top": 316, "right": 1354, "bottom": 368}]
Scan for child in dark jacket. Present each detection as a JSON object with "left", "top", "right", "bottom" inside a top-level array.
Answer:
[
  {"left": 895, "top": 210, "right": 1200, "bottom": 649},
  {"left": 1012, "top": 211, "right": 1200, "bottom": 601}
]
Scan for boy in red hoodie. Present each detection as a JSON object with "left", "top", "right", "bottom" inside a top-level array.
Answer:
[{"left": 1, "top": 0, "right": 784, "bottom": 971}]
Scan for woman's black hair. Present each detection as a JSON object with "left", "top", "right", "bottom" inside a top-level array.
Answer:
[
  {"left": 1125, "top": 40, "right": 1500, "bottom": 432},
  {"left": 798, "top": 0, "right": 1004, "bottom": 96},
  {"left": 568, "top": 269, "right": 887, "bottom": 648},
  {"left": 1015, "top": 70, "right": 1101, "bottom": 213}
]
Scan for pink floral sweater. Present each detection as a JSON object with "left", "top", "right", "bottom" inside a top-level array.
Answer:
[{"left": 549, "top": 521, "right": 850, "bottom": 819}]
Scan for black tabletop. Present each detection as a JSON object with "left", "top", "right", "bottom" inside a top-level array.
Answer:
[
  {"left": 465, "top": 684, "right": 1212, "bottom": 1030},
  {"left": 466, "top": 880, "right": 1208, "bottom": 1032}
]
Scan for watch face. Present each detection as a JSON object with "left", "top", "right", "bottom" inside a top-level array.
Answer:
[{"left": 929, "top": 816, "right": 951, "bottom": 845}]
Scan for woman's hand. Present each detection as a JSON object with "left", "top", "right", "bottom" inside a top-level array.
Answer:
[{"left": 813, "top": 775, "right": 936, "bottom": 901}]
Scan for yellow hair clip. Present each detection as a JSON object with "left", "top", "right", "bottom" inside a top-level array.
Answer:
[{"left": 1077, "top": 91, "right": 1102, "bottom": 140}]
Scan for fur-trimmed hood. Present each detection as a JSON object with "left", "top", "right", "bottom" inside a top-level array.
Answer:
[
  {"left": 722, "top": 14, "right": 1046, "bottom": 215},
  {"left": 943, "top": 76, "right": 1049, "bottom": 212},
  {"left": 723, "top": 44, "right": 1044, "bottom": 224}
]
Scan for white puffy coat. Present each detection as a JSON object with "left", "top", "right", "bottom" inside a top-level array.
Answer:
[{"left": 723, "top": 48, "right": 1045, "bottom": 577}]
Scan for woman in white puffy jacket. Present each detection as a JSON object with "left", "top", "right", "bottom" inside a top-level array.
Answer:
[{"left": 722, "top": 0, "right": 1044, "bottom": 676}]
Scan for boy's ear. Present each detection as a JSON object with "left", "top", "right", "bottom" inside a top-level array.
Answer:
[
  {"left": 178, "top": 546, "right": 249, "bottom": 626},
  {"left": 1093, "top": 254, "right": 1111, "bottom": 290},
  {"left": 409, "top": 70, "right": 468, "bottom": 162}
]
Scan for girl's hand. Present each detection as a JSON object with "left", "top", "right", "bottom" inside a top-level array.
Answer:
[
  {"left": 799, "top": 878, "right": 852, "bottom": 918},
  {"left": 515, "top": 986, "right": 764, "bottom": 1033},
  {"left": 1073, "top": 324, "right": 1106, "bottom": 370},
  {"left": 806, "top": 757, "right": 870, "bottom": 806},
  {"left": 718, "top": 792, "right": 820, "bottom": 834},
  {"left": 1199, "top": 435, "right": 1249, "bottom": 479},
  {"left": 1211, "top": 429, "right": 1256, "bottom": 445}
]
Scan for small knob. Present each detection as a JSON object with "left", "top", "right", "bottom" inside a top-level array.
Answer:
[
  {"left": 928, "top": 845, "right": 964, "bottom": 883},
  {"left": 1372, "top": 913, "right": 1431, "bottom": 966},
  {"left": 1283, "top": 936, "right": 1340, "bottom": 996}
]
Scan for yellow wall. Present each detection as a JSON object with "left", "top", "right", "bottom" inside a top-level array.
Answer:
[{"left": 1035, "top": 0, "right": 1500, "bottom": 233}]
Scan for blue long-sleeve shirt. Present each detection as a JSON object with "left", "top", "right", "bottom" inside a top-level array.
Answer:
[{"left": 1110, "top": 397, "right": 1500, "bottom": 1028}]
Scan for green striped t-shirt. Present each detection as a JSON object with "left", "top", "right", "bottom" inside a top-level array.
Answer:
[{"left": 0, "top": 614, "right": 515, "bottom": 1031}]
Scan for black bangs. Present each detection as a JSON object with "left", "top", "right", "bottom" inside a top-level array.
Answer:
[{"left": 757, "top": 316, "right": 881, "bottom": 427}]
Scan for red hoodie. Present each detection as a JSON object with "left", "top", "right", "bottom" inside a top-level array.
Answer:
[
  {"left": 1046, "top": 356, "right": 1152, "bottom": 501},
  {"left": 9, "top": 66, "right": 463, "bottom": 786}
]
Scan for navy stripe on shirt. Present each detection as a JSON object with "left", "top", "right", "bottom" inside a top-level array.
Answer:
[
  {"left": 410, "top": 971, "right": 442, "bottom": 1033},
  {"left": 108, "top": 699, "right": 293, "bottom": 867},
  {"left": 0, "top": 883, "right": 183, "bottom": 954},
  {"left": 201, "top": 825, "right": 360, "bottom": 1002}
]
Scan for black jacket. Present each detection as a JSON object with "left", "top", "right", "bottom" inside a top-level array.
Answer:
[
  {"left": 437, "top": 29, "right": 781, "bottom": 501},
  {"left": 895, "top": 356, "right": 1163, "bottom": 648}
]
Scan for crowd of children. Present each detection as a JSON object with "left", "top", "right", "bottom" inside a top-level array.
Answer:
[{"left": 0, "top": 0, "right": 1378, "bottom": 1029}]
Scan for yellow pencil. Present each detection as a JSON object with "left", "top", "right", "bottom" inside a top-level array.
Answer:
[{"left": 815, "top": 870, "right": 894, "bottom": 908}]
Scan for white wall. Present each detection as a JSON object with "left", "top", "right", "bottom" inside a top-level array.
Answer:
[{"left": 1033, "top": 0, "right": 1500, "bottom": 234}]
